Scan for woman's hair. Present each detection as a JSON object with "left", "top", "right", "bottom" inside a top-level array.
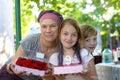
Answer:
[
  {"left": 58, "top": 18, "right": 82, "bottom": 65},
  {"left": 80, "top": 24, "right": 97, "bottom": 39},
  {"left": 38, "top": 10, "right": 63, "bottom": 25}
]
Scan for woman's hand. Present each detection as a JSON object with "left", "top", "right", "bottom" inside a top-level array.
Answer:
[
  {"left": 7, "top": 45, "right": 30, "bottom": 76},
  {"left": 7, "top": 63, "right": 27, "bottom": 75}
]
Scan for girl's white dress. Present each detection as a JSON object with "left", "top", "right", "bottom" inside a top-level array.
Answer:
[{"left": 49, "top": 48, "right": 93, "bottom": 80}]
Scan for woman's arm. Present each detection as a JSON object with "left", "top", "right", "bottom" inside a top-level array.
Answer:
[
  {"left": 7, "top": 45, "right": 26, "bottom": 74},
  {"left": 11, "top": 45, "right": 26, "bottom": 63}
]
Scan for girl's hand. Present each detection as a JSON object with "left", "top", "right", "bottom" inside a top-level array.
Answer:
[
  {"left": 69, "top": 69, "right": 88, "bottom": 76},
  {"left": 44, "top": 67, "right": 52, "bottom": 77},
  {"left": 41, "top": 63, "right": 53, "bottom": 78},
  {"left": 80, "top": 69, "right": 88, "bottom": 75},
  {"left": 54, "top": 74, "right": 65, "bottom": 80}
]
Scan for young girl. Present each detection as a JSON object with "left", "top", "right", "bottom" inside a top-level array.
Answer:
[{"left": 49, "top": 18, "right": 98, "bottom": 80}]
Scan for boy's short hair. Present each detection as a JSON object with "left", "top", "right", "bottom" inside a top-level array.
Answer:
[{"left": 80, "top": 24, "right": 97, "bottom": 39}]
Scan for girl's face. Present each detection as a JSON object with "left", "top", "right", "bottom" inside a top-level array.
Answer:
[
  {"left": 84, "top": 35, "right": 97, "bottom": 53},
  {"left": 60, "top": 24, "right": 78, "bottom": 49},
  {"left": 40, "top": 19, "right": 58, "bottom": 42}
]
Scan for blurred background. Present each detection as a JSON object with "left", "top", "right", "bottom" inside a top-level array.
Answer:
[{"left": 0, "top": 0, "right": 120, "bottom": 68}]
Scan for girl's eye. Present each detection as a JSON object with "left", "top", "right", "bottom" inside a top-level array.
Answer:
[
  {"left": 72, "top": 34, "right": 77, "bottom": 37},
  {"left": 63, "top": 33, "right": 68, "bottom": 36}
]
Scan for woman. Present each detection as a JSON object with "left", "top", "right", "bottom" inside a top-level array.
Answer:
[{"left": 0, "top": 10, "right": 63, "bottom": 80}]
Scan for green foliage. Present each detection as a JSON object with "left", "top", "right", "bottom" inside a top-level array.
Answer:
[
  {"left": 15, "top": 0, "right": 120, "bottom": 49},
  {"left": 92, "top": 0, "right": 101, "bottom": 7}
]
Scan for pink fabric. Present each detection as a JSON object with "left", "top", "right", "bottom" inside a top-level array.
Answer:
[{"left": 40, "top": 13, "right": 61, "bottom": 24}]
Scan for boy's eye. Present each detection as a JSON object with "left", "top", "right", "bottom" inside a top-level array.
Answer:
[
  {"left": 85, "top": 39, "right": 90, "bottom": 42},
  {"left": 94, "top": 37, "right": 97, "bottom": 41}
]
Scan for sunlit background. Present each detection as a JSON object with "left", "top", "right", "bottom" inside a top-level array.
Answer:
[{"left": 0, "top": 0, "right": 120, "bottom": 68}]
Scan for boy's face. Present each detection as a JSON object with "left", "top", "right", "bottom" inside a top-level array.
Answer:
[{"left": 84, "top": 35, "right": 97, "bottom": 53}]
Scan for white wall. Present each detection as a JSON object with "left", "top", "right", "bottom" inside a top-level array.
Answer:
[{"left": 0, "top": 0, "right": 14, "bottom": 68}]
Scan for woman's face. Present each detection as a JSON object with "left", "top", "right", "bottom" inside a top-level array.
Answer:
[
  {"left": 60, "top": 24, "right": 78, "bottom": 49},
  {"left": 84, "top": 35, "right": 97, "bottom": 53},
  {"left": 40, "top": 19, "right": 59, "bottom": 42}
]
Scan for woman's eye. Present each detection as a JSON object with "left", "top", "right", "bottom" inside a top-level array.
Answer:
[
  {"left": 41, "top": 25, "right": 46, "bottom": 28},
  {"left": 50, "top": 25, "right": 57, "bottom": 27}
]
